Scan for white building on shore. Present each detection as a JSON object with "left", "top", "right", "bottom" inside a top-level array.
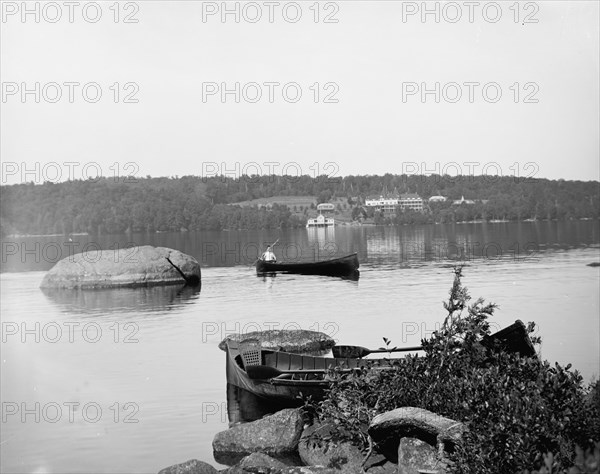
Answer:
[
  {"left": 306, "top": 202, "right": 335, "bottom": 227},
  {"left": 428, "top": 195, "right": 447, "bottom": 203},
  {"left": 365, "top": 192, "right": 424, "bottom": 212}
]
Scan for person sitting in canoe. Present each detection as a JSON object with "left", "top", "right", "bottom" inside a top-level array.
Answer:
[{"left": 261, "top": 246, "right": 276, "bottom": 262}]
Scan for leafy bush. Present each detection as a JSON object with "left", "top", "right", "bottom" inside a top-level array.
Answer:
[{"left": 310, "top": 267, "right": 600, "bottom": 473}]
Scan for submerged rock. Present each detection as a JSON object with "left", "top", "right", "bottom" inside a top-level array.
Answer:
[
  {"left": 218, "top": 330, "right": 335, "bottom": 354},
  {"left": 157, "top": 459, "right": 217, "bottom": 474},
  {"left": 213, "top": 408, "right": 305, "bottom": 464},
  {"left": 40, "top": 245, "right": 201, "bottom": 289}
]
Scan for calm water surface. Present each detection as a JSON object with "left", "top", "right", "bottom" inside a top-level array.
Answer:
[{"left": 1, "top": 222, "right": 599, "bottom": 473}]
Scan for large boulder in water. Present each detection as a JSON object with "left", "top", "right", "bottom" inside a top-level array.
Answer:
[
  {"left": 218, "top": 330, "right": 336, "bottom": 354},
  {"left": 40, "top": 245, "right": 201, "bottom": 289}
]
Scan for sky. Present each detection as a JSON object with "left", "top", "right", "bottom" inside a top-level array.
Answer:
[{"left": 1, "top": 1, "right": 599, "bottom": 185}]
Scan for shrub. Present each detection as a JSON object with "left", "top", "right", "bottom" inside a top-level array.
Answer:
[{"left": 310, "top": 267, "right": 600, "bottom": 473}]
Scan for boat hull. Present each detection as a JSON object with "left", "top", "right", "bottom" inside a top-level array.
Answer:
[
  {"left": 225, "top": 341, "right": 332, "bottom": 404},
  {"left": 255, "top": 253, "right": 359, "bottom": 277}
]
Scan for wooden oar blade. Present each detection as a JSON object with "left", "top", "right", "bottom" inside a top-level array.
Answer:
[
  {"left": 332, "top": 345, "right": 370, "bottom": 358},
  {"left": 332, "top": 345, "right": 424, "bottom": 358}
]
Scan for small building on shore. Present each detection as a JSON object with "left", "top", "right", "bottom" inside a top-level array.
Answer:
[
  {"left": 307, "top": 202, "right": 335, "bottom": 227},
  {"left": 428, "top": 195, "right": 447, "bottom": 203},
  {"left": 452, "top": 196, "right": 476, "bottom": 205},
  {"left": 306, "top": 213, "right": 335, "bottom": 227}
]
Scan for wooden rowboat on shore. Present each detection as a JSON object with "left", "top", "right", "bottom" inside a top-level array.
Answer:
[
  {"left": 225, "top": 339, "right": 396, "bottom": 404},
  {"left": 255, "top": 253, "right": 359, "bottom": 277},
  {"left": 224, "top": 320, "right": 536, "bottom": 405}
]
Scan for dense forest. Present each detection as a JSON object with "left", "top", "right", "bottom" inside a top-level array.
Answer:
[{"left": 0, "top": 174, "right": 598, "bottom": 236}]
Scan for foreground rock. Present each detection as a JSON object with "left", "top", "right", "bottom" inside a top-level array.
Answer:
[
  {"left": 223, "top": 453, "right": 289, "bottom": 473},
  {"left": 40, "top": 245, "right": 201, "bottom": 289},
  {"left": 157, "top": 459, "right": 217, "bottom": 474},
  {"left": 213, "top": 408, "right": 305, "bottom": 465},
  {"left": 298, "top": 423, "right": 364, "bottom": 473},
  {"left": 368, "top": 407, "right": 465, "bottom": 461},
  {"left": 397, "top": 438, "right": 446, "bottom": 474},
  {"left": 218, "top": 330, "right": 335, "bottom": 354}
]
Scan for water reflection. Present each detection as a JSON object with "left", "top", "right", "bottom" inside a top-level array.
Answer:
[
  {"left": 225, "top": 384, "right": 292, "bottom": 426},
  {"left": 256, "top": 270, "right": 359, "bottom": 282},
  {"left": 2, "top": 221, "right": 598, "bottom": 273},
  {"left": 41, "top": 284, "right": 201, "bottom": 315},
  {"left": 306, "top": 227, "right": 335, "bottom": 247}
]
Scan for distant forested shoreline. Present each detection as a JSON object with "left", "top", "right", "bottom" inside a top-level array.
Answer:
[{"left": 1, "top": 174, "right": 598, "bottom": 236}]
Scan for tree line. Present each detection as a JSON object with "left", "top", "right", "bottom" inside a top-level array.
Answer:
[{"left": 0, "top": 174, "right": 598, "bottom": 236}]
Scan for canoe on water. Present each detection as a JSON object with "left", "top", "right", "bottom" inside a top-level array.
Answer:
[{"left": 255, "top": 252, "right": 359, "bottom": 277}]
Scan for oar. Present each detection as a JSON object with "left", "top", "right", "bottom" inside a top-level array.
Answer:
[
  {"left": 332, "top": 345, "right": 423, "bottom": 358},
  {"left": 245, "top": 365, "right": 353, "bottom": 380}
]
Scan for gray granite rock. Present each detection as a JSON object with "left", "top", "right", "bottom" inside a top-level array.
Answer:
[
  {"left": 369, "top": 407, "right": 465, "bottom": 452},
  {"left": 41, "top": 245, "right": 200, "bottom": 289},
  {"left": 298, "top": 423, "right": 364, "bottom": 473},
  {"left": 278, "top": 468, "right": 357, "bottom": 474},
  {"left": 218, "top": 330, "right": 335, "bottom": 354},
  {"left": 213, "top": 409, "right": 305, "bottom": 462},
  {"left": 158, "top": 459, "right": 218, "bottom": 474},
  {"left": 397, "top": 438, "right": 446, "bottom": 474},
  {"left": 222, "top": 453, "right": 290, "bottom": 474}
]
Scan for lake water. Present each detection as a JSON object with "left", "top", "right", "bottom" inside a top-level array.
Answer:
[{"left": 1, "top": 221, "right": 599, "bottom": 473}]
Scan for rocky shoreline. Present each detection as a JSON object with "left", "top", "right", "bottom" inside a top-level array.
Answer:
[{"left": 159, "top": 406, "right": 464, "bottom": 474}]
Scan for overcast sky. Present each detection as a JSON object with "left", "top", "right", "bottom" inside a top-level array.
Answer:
[{"left": 1, "top": 1, "right": 598, "bottom": 185}]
